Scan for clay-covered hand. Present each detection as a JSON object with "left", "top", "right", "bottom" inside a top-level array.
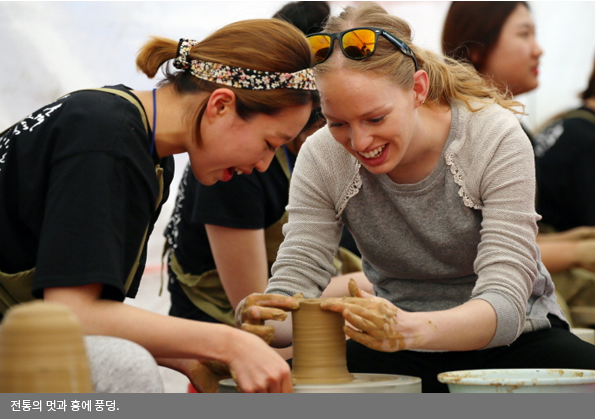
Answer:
[
  {"left": 235, "top": 293, "right": 300, "bottom": 344},
  {"left": 575, "top": 239, "right": 595, "bottom": 272},
  {"left": 320, "top": 278, "right": 406, "bottom": 352}
]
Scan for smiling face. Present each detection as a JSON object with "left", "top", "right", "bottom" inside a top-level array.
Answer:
[
  {"left": 481, "top": 4, "right": 543, "bottom": 96},
  {"left": 190, "top": 102, "right": 312, "bottom": 185},
  {"left": 317, "top": 68, "right": 424, "bottom": 179}
]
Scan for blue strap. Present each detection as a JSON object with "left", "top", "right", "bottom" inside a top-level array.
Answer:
[
  {"left": 150, "top": 88, "right": 157, "bottom": 155},
  {"left": 282, "top": 144, "right": 293, "bottom": 175}
]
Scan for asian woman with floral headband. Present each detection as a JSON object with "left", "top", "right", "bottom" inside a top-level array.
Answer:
[
  {"left": 236, "top": 2, "right": 595, "bottom": 392},
  {"left": 0, "top": 18, "right": 317, "bottom": 393}
]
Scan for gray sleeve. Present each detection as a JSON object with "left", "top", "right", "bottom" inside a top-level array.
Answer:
[
  {"left": 461, "top": 109, "right": 541, "bottom": 348},
  {"left": 265, "top": 131, "right": 346, "bottom": 298}
]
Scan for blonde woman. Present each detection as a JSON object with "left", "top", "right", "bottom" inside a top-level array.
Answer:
[{"left": 237, "top": 2, "right": 595, "bottom": 393}]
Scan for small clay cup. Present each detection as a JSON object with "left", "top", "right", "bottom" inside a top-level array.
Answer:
[
  {"left": 291, "top": 298, "right": 354, "bottom": 384},
  {"left": 0, "top": 301, "right": 94, "bottom": 393}
]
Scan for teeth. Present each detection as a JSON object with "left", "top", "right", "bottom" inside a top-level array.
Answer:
[
  {"left": 358, "top": 145, "right": 385, "bottom": 159},
  {"left": 235, "top": 169, "right": 244, "bottom": 175}
]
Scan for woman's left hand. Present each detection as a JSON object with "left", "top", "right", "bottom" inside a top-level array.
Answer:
[{"left": 320, "top": 279, "right": 406, "bottom": 352}]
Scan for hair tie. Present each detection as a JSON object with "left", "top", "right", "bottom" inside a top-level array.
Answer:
[{"left": 173, "top": 38, "right": 199, "bottom": 70}]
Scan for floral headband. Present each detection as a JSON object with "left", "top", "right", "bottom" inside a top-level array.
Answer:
[{"left": 172, "top": 38, "right": 317, "bottom": 91}]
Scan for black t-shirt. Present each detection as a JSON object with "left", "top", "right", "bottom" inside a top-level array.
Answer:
[
  {"left": 533, "top": 107, "right": 595, "bottom": 231},
  {"left": 165, "top": 153, "right": 292, "bottom": 276},
  {"left": 0, "top": 85, "right": 174, "bottom": 301}
]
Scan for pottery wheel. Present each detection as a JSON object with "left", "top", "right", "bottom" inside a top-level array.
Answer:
[
  {"left": 219, "top": 373, "right": 421, "bottom": 393},
  {"left": 221, "top": 297, "right": 421, "bottom": 393}
]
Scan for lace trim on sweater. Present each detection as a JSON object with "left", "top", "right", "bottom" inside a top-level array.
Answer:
[
  {"left": 336, "top": 161, "right": 363, "bottom": 218},
  {"left": 445, "top": 152, "right": 483, "bottom": 210}
]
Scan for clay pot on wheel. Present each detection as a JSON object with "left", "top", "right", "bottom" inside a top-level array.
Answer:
[{"left": 291, "top": 298, "right": 354, "bottom": 384}]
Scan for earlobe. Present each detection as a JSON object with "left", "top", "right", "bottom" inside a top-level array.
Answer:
[{"left": 413, "top": 70, "right": 429, "bottom": 107}]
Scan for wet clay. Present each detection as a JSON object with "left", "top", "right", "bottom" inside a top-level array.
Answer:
[
  {"left": 291, "top": 298, "right": 355, "bottom": 384},
  {"left": 0, "top": 301, "right": 94, "bottom": 393}
]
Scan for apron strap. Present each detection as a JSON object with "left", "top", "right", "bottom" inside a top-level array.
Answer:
[
  {"left": 63, "top": 87, "right": 150, "bottom": 133},
  {"left": 124, "top": 165, "right": 164, "bottom": 293},
  {"left": 560, "top": 109, "right": 595, "bottom": 126}
]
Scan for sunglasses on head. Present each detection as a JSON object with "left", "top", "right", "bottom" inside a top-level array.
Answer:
[{"left": 307, "top": 27, "right": 419, "bottom": 71}]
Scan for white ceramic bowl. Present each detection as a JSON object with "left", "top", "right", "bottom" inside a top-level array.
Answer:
[{"left": 437, "top": 369, "right": 595, "bottom": 393}]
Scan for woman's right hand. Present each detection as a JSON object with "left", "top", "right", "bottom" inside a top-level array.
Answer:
[
  {"left": 186, "top": 327, "right": 295, "bottom": 393},
  {"left": 235, "top": 293, "right": 300, "bottom": 344},
  {"left": 227, "top": 331, "right": 294, "bottom": 393},
  {"left": 320, "top": 279, "right": 405, "bottom": 352}
]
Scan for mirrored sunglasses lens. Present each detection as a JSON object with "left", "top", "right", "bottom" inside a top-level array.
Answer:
[
  {"left": 308, "top": 35, "right": 332, "bottom": 64},
  {"left": 342, "top": 29, "right": 376, "bottom": 59}
]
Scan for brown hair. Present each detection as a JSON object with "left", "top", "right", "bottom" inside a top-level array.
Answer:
[
  {"left": 135, "top": 18, "right": 319, "bottom": 144},
  {"left": 580, "top": 54, "right": 595, "bottom": 101},
  {"left": 315, "top": 2, "right": 522, "bottom": 113},
  {"left": 442, "top": 1, "right": 527, "bottom": 74}
]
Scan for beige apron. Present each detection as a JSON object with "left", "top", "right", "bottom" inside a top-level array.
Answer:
[
  {"left": 0, "top": 88, "right": 162, "bottom": 315},
  {"left": 169, "top": 147, "right": 362, "bottom": 326}
]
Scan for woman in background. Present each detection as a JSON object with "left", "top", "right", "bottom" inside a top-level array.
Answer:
[
  {"left": 533, "top": 55, "right": 595, "bottom": 232},
  {"left": 442, "top": 0, "right": 595, "bottom": 314}
]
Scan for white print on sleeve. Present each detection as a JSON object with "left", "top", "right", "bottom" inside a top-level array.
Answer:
[
  {"left": 0, "top": 102, "right": 63, "bottom": 172},
  {"left": 0, "top": 134, "right": 10, "bottom": 172},
  {"left": 12, "top": 103, "right": 63, "bottom": 136}
]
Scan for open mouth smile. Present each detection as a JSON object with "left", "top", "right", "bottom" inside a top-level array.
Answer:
[{"left": 358, "top": 144, "right": 386, "bottom": 159}]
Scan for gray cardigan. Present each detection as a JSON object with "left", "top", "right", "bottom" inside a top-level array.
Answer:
[{"left": 266, "top": 100, "right": 567, "bottom": 349}]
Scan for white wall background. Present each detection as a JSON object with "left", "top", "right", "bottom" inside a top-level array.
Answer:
[{"left": 2, "top": 0, "right": 595, "bottom": 268}]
